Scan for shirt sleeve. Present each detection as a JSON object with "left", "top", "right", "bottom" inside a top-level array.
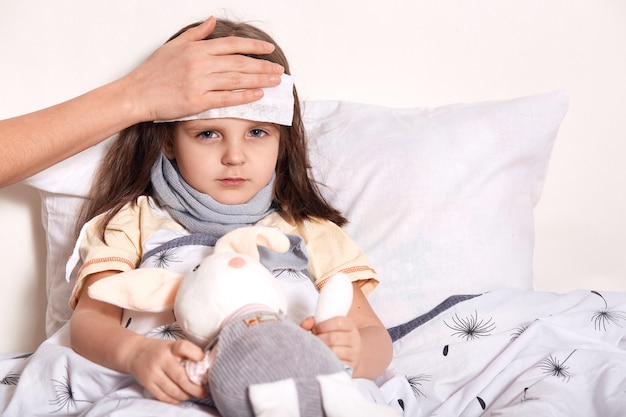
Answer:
[
  {"left": 69, "top": 196, "right": 183, "bottom": 309},
  {"left": 300, "top": 219, "right": 378, "bottom": 295},
  {"left": 69, "top": 203, "right": 143, "bottom": 309}
]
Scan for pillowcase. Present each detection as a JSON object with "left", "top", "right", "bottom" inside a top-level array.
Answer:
[
  {"left": 25, "top": 91, "right": 568, "bottom": 334},
  {"left": 303, "top": 92, "right": 567, "bottom": 327}
]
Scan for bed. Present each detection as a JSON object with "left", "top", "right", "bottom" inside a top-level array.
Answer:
[
  {"left": 2, "top": 2, "right": 626, "bottom": 416},
  {"left": 2, "top": 93, "right": 625, "bottom": 416}
]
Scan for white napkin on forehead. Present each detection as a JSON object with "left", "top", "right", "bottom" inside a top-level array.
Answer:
[{"left": 156, "top": 73, "right": 294, "bottom": 126}]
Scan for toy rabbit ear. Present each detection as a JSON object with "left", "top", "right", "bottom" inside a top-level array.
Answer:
[
  {"left": 214, "top": 226, "right": 291, "bottom": 260},
  {"left": 88, "top": 268, "right": 184, "bottom": 312}
]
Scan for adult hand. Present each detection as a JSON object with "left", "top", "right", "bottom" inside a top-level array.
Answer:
[
  {"left": 122, "top": 16, "right": 285, "bottom": 122},
  {"left": 0, "top": 16, "right": 285, "bottom": 187}
]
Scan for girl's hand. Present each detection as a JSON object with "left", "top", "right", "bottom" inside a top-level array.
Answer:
[
  {"left": 70, "top": 271, "right": 209, "bottom": 403},
  {"left": 128, "top": 338, "right": 206, "bottom": 404},
  {"left": 300, "top": 316, "right": 362, "bottom": 372}
]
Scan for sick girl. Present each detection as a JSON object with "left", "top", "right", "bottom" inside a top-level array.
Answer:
[{"left": 69, "top": 18, "right": 393, "bottom": 406}]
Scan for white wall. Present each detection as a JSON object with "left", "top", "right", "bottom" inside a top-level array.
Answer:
[{"left": 1, "top": 0, "right": 625, "bottom": 352}]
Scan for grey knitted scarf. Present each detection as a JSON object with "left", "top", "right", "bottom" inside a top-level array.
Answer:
[{"left": 150, "top": 153, "right": 275, "bottom": 238}]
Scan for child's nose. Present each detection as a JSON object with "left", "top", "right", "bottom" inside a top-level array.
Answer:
[{"left": 221, "top": 142, "right": 245, "bottom": 165}]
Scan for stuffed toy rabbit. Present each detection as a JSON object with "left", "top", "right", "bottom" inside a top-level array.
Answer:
[{"left": 89, "top": 226, "right": 396, "bottom": 416}]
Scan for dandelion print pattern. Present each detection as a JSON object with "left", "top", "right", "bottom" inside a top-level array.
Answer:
[
  {"left": 537, "top": 350, "right": 576, "bottom": 382},
  {"left": 510, "top": 324, "right": 528, "bottom": 342},
  {"left": 406, "top": 374, "right": 431, "bottom": 398},
  {"left": 151, "top": 248, "right": 181, "bottom": 269},
  {"left": 1, "top": 372, "right": 19, "bottom": 385},
  {"left": 50, "top": 368, "right": 92, "bottom": 413},
  {"left": 148, "top": 322, "right": 185, "bottom": 340},
  {"left": 275, "top": 269, "right": 306, "bottom": 281},
  {"left": 591, "top": 291, "right": 626, "bottom": 331},
  {"left": 519, "top": 387, "right": 540, "bottom": 404},
  {"left": 445, "top": 310, "right": 496, "bottom": 340}
]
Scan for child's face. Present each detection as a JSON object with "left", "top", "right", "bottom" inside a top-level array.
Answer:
[{"left": 167, "top": 118, "right": 280, "bottom": 205}]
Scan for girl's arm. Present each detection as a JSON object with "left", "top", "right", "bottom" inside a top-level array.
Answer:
[
  {"left": 70, "top": 270, "right": 206, "bottom": 404},
  {"left": 303, "top": 282, "right": 393, "bottom": 380},
  {"left": 0, "top": 16, "right": 283, "bottom": 187}
]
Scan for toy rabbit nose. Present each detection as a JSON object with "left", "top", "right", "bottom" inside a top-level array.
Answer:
[{"left": 228, "top": 256, "right": 247, "bottom": 269}]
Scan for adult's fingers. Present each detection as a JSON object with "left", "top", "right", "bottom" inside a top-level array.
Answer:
[
  {"left": 195, "top": 53, "right": 284, "bottom": 76},
  {"left": 171, "top": 16, "right": 277, "bottom": 58},
  {"left": 199, "top": 70, "right": 283, "bottom": 93},
  {"left": 171, "top": 16, "right": 217, "bottom": 43},
  {"left": 198, "top": 34, "right": 277, "bottom": 58}
]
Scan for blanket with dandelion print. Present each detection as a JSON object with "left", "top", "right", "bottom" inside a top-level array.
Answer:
[
  {"left": 380, "top": 289, "right": 626, "bottom": 416},
  {"left": 1, "top": 289, "right": 626, "bottom": 416}
]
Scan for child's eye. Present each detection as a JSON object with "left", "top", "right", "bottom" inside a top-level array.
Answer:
[
  {"left": 248, "top": 128, "right": 268, "bottom": 138},
  {"left": 198, "top": 130, "right": 218, "bottom": 140}
]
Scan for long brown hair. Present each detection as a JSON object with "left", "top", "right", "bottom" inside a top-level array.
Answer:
[{"left": 77, "top": 18, "right": 346, "bottom": 238}]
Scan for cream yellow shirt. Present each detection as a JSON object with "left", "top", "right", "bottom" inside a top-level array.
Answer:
[{"left": 70, "top": 196, "right": 378, "bottom": 309}]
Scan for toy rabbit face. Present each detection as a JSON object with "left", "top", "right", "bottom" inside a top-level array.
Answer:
[{"left": 174, "top": 251, "right": 289, "bottom": 346}]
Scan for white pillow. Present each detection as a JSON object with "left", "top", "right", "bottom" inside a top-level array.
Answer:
[
  {"left": 25, "top": 92, "right": 568, "bottom": 334},
  {"left": 304, "top": 92, "right": 567, "bottom": 327}
]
